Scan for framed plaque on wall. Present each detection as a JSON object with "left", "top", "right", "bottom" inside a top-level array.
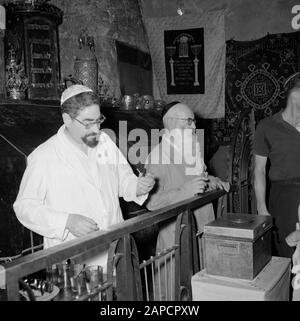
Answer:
[
  {"left": 164, "top": 28, "right": 204, "bottom": 95},
  {"left": 24, "top": 17, "right": 60, "bottom": 100}
]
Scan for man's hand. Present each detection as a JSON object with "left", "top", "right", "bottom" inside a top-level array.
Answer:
[
  {"left": 66, "top": 214, "right": 99, "bottom": 237},
  {"left": 207, "top": 176, "right": 230, "bottom": 192},
  {"left": 256, "top": 205, "right": 271, "bottom": 216},
  {"left": 286, "top": 230, "right": 300, "bottom": 247},
  {"left": 180, "top": 176, "right": 209, "bottom": 198},
  {"left": 137, "top": 173, "right": 155, "bottom": 196}
]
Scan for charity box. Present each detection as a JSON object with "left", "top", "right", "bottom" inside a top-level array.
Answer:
[
  {"left": 191, "top": 256, "right": 291, "bottom": 301},
  {"left": 203, "top": 213, "right": 272, "bottom": 280}
]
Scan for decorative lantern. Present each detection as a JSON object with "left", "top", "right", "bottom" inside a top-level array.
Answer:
[
  {"left": 0, "top": 5, "right": 6, "bottom": 99},
  {"left": 0, "top": 5, "right": 6, "bottom": 30},
  {"left": 73, "top": 31, "right": 98, "bottom": 93},
  {"left": 6, "top": 49, "right": 29, "bottom": 100}
]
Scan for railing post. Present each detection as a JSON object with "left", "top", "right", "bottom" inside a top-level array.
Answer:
[
  {"left": 216, "top": 194, "right": 227, "bottom": 218},
  {"left": 112, "top": 234, "right": 143, "bottom": 301},
  {"left": 175, "top": 208, "right": 199, "bottom": 301},
  {"left": 6, "top": 268, "right": 20, "bottom": 301}
]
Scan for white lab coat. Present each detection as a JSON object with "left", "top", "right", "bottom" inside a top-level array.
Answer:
[{"left": 14, "top": 125, "right": 147, "bottom": 269}]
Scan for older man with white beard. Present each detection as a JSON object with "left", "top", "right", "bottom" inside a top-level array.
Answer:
[{"left": 145, "top": 101, "right": 230, "bottom": 300}]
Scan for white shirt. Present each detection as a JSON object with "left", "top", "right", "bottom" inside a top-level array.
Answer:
[{"left": 14, "top": 125, "right": 147, "bottom": 268}]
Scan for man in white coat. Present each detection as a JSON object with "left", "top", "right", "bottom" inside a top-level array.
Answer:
[{"left": 13, "top": 84, "right": 155, "bottom": 270}]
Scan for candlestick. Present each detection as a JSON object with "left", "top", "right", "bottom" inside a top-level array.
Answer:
[{"left": 0, "top": 5, "right": 5, "bottom": 30}]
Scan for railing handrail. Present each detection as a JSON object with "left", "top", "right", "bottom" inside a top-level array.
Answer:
[{"left": 2, "top": 189, "right": 227, "bottom": 300}]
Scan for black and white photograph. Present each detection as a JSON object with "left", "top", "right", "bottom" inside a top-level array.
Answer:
[{"left": 0, "top": 0, "right": 300, "bottom": 312}]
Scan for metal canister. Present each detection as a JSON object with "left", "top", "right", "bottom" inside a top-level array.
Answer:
[
  {"left": 121, "top": 95, "right": 134, "bottom": 109},
  {"left": 141, "top": 95, "right": 154, "bottom": 109},
  {"left": 74, "top": 47, "right": 98, "bottom": 93}
]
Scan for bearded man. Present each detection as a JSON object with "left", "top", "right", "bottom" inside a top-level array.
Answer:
[
  {"left": 145, "top": 101, "right": 229, "bottom": 300},
  {"left": 14, "top": 85, "right": 155, "bottom": 270}
]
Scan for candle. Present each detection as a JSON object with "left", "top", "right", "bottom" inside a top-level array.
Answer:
[{"left": 0, "top": 5, "right": 6, "bottom": 30}]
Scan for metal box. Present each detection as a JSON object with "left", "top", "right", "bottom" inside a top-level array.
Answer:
[{"left": 203, "top": 214, "right": 272, "bottom": 280}]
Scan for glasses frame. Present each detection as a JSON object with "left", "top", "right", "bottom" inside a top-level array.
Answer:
[
  {"left": 71, "top": 114, "right": 106, "bottom": 130},
  {"left": 168, "top": 117, "right": 196, "bottom": 126}
]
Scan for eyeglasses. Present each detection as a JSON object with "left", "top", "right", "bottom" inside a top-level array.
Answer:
[
  {"left": 71, "top": 115, "right": 106, "bottom": 129},
  {"left": 168, "top": 117, "right": 196, "bottom": 126}
]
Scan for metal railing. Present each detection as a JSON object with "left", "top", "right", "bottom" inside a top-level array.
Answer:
[{"left": 1, "top": 189, "right": 228, "bottom": 301}]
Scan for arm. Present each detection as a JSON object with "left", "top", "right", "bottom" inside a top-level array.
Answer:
[
  {"left": 114, "top": 144, "right": 150, "bottom": 205},
  {"left": 254, "top": 154, "right": 270, "bottom": 215},
  {"left": 14, "top": 155, "right": 99, "bottom": 239},
  {"left": 145, "top": 164, "right": 186, "bottom": 211},
  {"left": 207, "top": 175, "right": 230, "bottom": 192},
  {"left": 13, "top": 154, "right": 70, "bottom": 240},
  {"left": 145, "top": 163, "right": 207, "bottom": 211}
]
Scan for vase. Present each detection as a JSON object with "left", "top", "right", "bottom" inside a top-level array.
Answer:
[
  {"left": 8, "top": 88, "right": 26, "bottom": 100},
  {"left": 74, "top": 47, "right": 98, "bottom": 93}
]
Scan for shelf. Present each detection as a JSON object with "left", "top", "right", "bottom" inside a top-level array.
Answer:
[{"left": 32, "top": 54, "right": 51, "bottom": 59}]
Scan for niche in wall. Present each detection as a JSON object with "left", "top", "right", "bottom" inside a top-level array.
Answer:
[{"left": 116, "top": 41, "right": 152, "bottom": 96}]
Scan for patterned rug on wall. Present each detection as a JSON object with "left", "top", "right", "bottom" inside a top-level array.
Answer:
[{"left": 213, "top": 31, "right": 300, "bottom": 145}]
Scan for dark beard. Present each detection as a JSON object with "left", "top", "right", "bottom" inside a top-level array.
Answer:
[{"left": 81, "top": 134, "right": 99, "bottom": 148}]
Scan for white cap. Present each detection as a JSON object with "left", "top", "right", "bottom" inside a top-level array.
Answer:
[{"left": 61, "top": 84, "right": 93, "bottom": 105}]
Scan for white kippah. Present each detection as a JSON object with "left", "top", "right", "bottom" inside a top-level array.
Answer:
[{"left": 60, "top": 84, "right": 93, "bottom": 105}]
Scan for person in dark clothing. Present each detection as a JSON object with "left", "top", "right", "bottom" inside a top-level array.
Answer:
[{"left": 253, "top": 72, "right": 300, "bottom": 258}]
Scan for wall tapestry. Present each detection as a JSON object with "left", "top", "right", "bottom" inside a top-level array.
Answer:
[
  {"left": 213, "top": 31, "right": 300, "bottom": 145},
  {"left": 144, "top": 10, "right": 225, "bottom": 119}
]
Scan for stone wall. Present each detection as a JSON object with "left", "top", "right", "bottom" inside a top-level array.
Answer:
[
  {"left": 50, "top": 0, "right": 299, "bottom": 100},
  {"left": 50, "top": 0, "right": 149, "bottom": 99},
  {"left": 140, "top": 0, "right": 298, "bottom": 41}
]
